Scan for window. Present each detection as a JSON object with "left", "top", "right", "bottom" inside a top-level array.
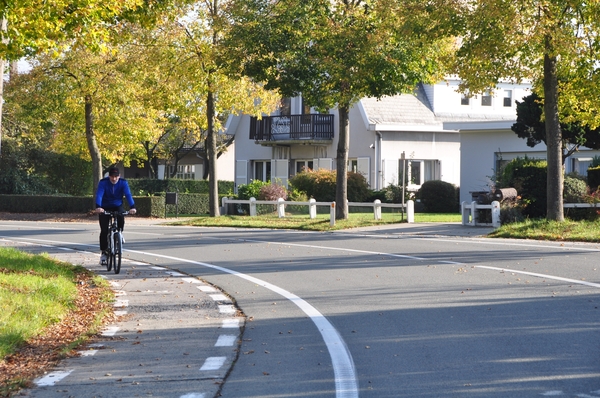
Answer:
[
  {"left": 168, "top": 165, "right": 195, "bottom": 179},
  {"left": 296, "top": 160, "right": 313, "bottom": 173},
  {"left": 460, "top": 93, "right": 470, "bottom": 106},
  {"left": 398, "top": 159, "right": 440, "bottom": 186},
  {"left": 301, "top": 98, "right": 312, "bottom": 124},
  {"left": 503, "top": 90, "right": 512, "bottom": 107},
  {"left": 481, "top": 91, "right": 492, "bottom": 106},
  {"left": 254, "top": 161, "right": 271, "bottom": 182},
  {"left": 348, "top": 159, "right": 358, "bottom": 173},
  {"left": 280, "top": 98, "right": 291, "bottom": 115}
]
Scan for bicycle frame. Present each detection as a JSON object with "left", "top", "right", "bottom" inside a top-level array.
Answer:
[{"left": 104, "top": 211, "right": 128, "bottom": 274}]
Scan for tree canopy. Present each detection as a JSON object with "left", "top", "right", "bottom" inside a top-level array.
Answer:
[
  {"left": 452, "top": 0, "right": 600, "bottom": 221},
  {"left": 226, "top": 0, "right": 456, "bottom": 219}
]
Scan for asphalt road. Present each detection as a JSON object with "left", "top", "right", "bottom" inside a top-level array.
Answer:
[{"left": 2, "top": 219, "right": 600, "bottom": 398}]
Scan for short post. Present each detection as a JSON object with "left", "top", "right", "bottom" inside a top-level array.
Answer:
[
  {"left": 461, "top": 201, "right": 468, "bottom": 225},
  {"left": 374, "top": 199, "right": 382, "bottom": 220},
  {"left": 221, "top": 197, "right": 228, "bottom": 215},
  {"left": 249, "top": 197, "right": 257, "bottom": 217},
  {"left": 277, "top": 198, "right": 285, "bottom": 218},
  {"left": 330, "top": 202, "right": 336, "bottom": 227},
  {"left": 470, "top": 201, "right": 477, "bottom": 226},
  {"left": 491, "top": 200, "right": 501, "bottom": 228},
  {"left": 309, "top": 198, "right": 317, "bottom": 219},
  {"left": 407, "top": 200, "right": 414, "bottom": 223}
]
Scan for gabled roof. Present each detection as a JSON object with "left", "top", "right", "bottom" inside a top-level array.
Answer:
[{"left": 359, "top": 83, "right": 516, "bottom": 132}]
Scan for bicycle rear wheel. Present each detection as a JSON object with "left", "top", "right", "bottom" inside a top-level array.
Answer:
[
  {"left": 106, "top": 233, "right": 113, "bottom": 272},
  {"left": 114, "top": 231, "right": 122, "bottom": 274}
]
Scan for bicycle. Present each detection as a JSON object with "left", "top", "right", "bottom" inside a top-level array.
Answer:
[{"left": 103, "top": 210, "right": 129, "bottom": 274}]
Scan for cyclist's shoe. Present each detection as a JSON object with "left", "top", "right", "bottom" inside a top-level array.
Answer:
[{"left": 100, "top": 252, "right": 108, "bottom": 265}]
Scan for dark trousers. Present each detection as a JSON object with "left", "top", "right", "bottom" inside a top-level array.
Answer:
[{"left": 99, "top": 206, "right": 125, "bottom": 252}]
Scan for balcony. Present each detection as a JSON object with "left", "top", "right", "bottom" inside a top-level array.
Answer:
[{"left": 250, "top": 114, "right": 334, "bottom": 146}]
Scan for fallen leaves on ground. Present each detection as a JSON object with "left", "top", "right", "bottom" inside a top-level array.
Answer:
[{"left": 0, "top": 273, "right": 115, "bottom": 397}]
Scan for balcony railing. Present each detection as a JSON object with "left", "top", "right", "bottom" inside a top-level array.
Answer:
[{"left": 250, "top": 114, "right": 334, "bottom": 143}]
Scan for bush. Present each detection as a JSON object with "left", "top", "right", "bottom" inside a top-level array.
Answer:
[
  {"left": 237, "top": 180, "right": 269, "bottom": 200},
  {"left": 587, "top": 166, "right": 600, "bottom": 192},
  {"left": 563, "top": 174, "right": 587, "bottom": 203},
  {"left": 259, "top": 183, "right": 288, "bottom": 201},
  {"left": 417, "top": 180, "right": 459, "bottom": 213},
  {"left": 288, "top": 169, "right": 370, "bottom": 202},
  {"left": 498, "top": 157, "right": 547, "bottom": 218}
]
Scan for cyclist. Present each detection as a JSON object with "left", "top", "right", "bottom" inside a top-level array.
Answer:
[{"left": 95, "top": 166, "right": 136, "bottom": 265}]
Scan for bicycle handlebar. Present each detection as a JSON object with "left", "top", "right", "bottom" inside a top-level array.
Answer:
[{"left": 102, "top": 210, "right": 130, "bottom": 216}]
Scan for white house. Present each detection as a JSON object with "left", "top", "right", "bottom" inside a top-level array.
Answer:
[{"left": 227, "top": 77, "right": 600, "bottom": 203}]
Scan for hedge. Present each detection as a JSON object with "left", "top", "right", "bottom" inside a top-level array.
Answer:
[
  {"left": 0, "top": 194, "right": 227, "bottom": 218},
  {"left": 128, "top": 179, "right": 234, "bottom": 195}
]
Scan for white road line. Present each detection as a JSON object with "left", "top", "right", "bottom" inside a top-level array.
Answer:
[
  {"left": 102, "top": 326, "right": 120, "bottom": 337},
  {"left": 222, "top": 319, "right": 240, "bottom": 328},
  {"left": 180, "top": 394, "right": 205, "bottom": 398},
  {"left": 197, "top": 285, "right": 218, "bottom": 292},
  {"left": 165, "top": 271, "right": 185, "bottom": 277},
  {"left": 78, "top": 350, "right": 98, "bottom": 357},
  {"left": 218, "top": 305, "right": 236, "bottom": 314},
  {"left": 209, "top": 294, "right": 230, "bottom": 302},
  {"left": 182, "top": 277, "right": 201, "bottom": 283},
  {"left": 114, "top": 299, "right": 128, "bottom": 308},
  {"left": 476, "top": 265, "right": 600, "bottom": 288},
  {"left": 34, "top": 370, "right": 73, "bottom": 386},
  {"left": 200, "top": 356, "right": 226, "bottom": 371},
  {"left": 124, "top": 248, "right": 359, "bottom": 398},
  {"left": 215, "top": 335, "right": 237, "bottom": 347}
]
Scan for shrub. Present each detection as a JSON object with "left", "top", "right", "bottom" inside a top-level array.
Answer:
[
  {"left": 498, "top": 156, "right": 547, "bottom": 218},
  {"left": 563, "top": 174, "right": 587, "bottom": 203},
  {"left": 288, "top": 169, "right": 370, "bottom": 202},
  {"left": 417, "top": 180, "right": 459, "bottom": 213},
  {"left": 587, "top": 166, "right": 600, "bottom": 192},
  {"left": 259, "top": 183, "right": 288, "bottom": 201},
  {"left": 237, "top": 180, "right": 268, "bottom": 200}
]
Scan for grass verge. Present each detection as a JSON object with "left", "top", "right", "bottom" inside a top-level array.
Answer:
[
  {"left": 0, "top": 247, "right": 114, "bottom": 396},
  {"left": 169, "top": 212, "right": 462, "bottom": 231},
  {"left": 489, "top": 218, "right": 600, "bottom": 243}
]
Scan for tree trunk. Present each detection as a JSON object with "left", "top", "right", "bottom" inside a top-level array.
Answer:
[
  {"left": 207, "top": 89, "right": 219, "bottom": 217},
  {"left": 0, "top": 16, "right": 6, "bottom": 158},
  {"left": 543, "top": 37, "right": 564, "bottom": 222},
  {"left": 85, "top": 95, "right": 103, "bottom": 203},
  {"left": 335, "top": 104, "right": 350, "bottom": 220}
]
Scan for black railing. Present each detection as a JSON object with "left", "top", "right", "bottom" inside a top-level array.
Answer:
[{"left": 250, "top": 114, "right": 334, "bottom": 141}]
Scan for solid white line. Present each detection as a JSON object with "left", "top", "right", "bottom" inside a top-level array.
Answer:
[
  {"left": 124, "top": 248, "right": 359, "bottom": 398},
  {"left": 476, "top": 265, "right": 600, "bottom": 288},
  {"left": 34, "top": 370, "right": 73, "bottom": 386}
]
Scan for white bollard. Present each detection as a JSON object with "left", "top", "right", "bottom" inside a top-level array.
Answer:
[
  {"left": 330, "top": 202, "right": 336, "bottom": 227},
  {"left": 309, "top": 198, "right": 317, "bottom": 219},
  {"left": 407, "top": 200, "right": 414, "bottom": 223},
  {"left": 250, "top": 197, "right": 257, "bottom": 217},
  {"left": 221, "top": 197, "right": 228, "bottom": 215},
  {"left": 278, "top": 198, "right": 285, "bottom": 218},
  {"left": 470, "top": 201, "right": 477, "bottom": 226},
  {"left": 461, "top": 201, "right": 468, "bottom": 225},
  {"left": 491, "top": 200, "right": 501, "bottom": 227},
  {"left": 374, "top": 199, "right": 382, "bottom": 220}
]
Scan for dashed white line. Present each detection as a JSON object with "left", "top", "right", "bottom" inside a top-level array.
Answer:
[
  {"left": 222, "top": 319, "right": 240, "bottom": 328},
  {"left": 34, "top": 370, "right": 73, "bottom": 386},
  {"left": 209, "top": 294, "right": 230, "bottom": 302},
  {"left": 218, "top": 305, "right": 236, "bottom": 314},
  {"left": 215, "top": 335, "right": 237, "bottom": 347},
  {"left": 200, "top": 356, "right": 227, "bottom": 371},
  {"left": 197, "top": 285, "right": 218, "bottom": 292},
  {"left": 101, "top": 326, "right": 120, "bottom": 337}
]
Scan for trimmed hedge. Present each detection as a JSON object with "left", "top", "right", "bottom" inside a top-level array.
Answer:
[
  {"left": 0, "top": 194, "right": 226, "bottom": 218},
  {"left": 128, "top": 179, "right": 234, "bottom": 195}
]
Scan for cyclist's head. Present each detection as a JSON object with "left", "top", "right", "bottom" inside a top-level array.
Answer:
[{"left": 108, "top": 167, "right": 120, "bottom": 184}]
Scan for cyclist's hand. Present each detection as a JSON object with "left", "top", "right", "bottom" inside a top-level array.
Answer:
[
  {"left": 129, "top": 208, "right": 137, "bottom": 215},
  {"left": 95, "top": 207, "right": 104, "bottom": 214}
]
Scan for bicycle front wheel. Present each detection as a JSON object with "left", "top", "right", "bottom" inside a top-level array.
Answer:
[
  {"left": 114, "top": 231, "right": 122, "bottom": 274},
  {"left": 106, "top": 233, "right": 113, "bottom": 272}
]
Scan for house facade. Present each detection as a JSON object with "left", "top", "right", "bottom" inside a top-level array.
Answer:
[{"left": 228, "top": 77, "right": 600, "bottom": 203}]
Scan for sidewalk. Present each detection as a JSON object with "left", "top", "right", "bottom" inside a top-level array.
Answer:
[{"left": 4, "top": 241, "right": 244, "bottom": 398}]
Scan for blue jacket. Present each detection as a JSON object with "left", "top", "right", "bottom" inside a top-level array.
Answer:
[{"left": 95, "top": 177, "right": 135, "bottom": 209}]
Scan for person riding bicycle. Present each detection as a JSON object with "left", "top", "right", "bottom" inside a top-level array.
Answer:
[{"left": 95, "top": 166, "right": 136, "bottom": 265}]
